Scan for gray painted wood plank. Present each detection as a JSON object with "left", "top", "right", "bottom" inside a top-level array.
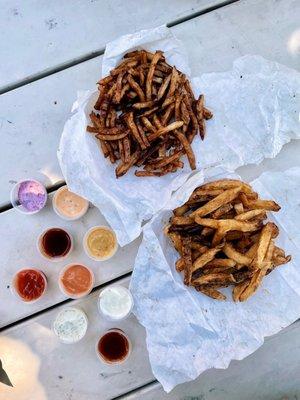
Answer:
[
  {"left": 122, "top": 321, "right": 300, "bottom": 400},
  {"left": 0, "top": 0, "right": 299, "bottom": 206},
  {"left": 0, "top": 0, "right": 224, "bottom": 89},
  {"left": 0, "top": 277, "right": 154, "bottom": 400},
  {"left": 0, "top": 191, "right": 140, "bottom": 328}
]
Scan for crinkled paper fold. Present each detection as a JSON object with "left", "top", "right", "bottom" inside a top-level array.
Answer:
[
  {"left": 58, "top": 26, "right": 300, "bottom": 246},
  {"left": 130, "top": 166, "right": 300, "bottom": 392}
]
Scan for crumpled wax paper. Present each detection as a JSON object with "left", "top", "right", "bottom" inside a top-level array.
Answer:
[
  {"left": 58, "top": 25, "right": 300, "bottom": 246},
  {"left": 130, "top": 166, "right": 300, "bottom": 392}
]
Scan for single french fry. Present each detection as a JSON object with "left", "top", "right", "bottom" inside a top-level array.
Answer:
[
  {"left": 171, "top": 216, "right": 194, "bottom": 225},
  {"left": 240, "top": 193, "right": 280, "bottom": 211},
  {"left": 175, "top": 130, "right": 196, "bottom": 170},
  {"left": 191, "top": 187, "right": 242, "bottom": 218},
  {"left": 205, "top": 258, "right": 236, "bottom": 268},
  {"left": 196, "top": 287, "right": 226, "bottom": 301},
  {"left": 235, "top": 209, "right": 266, "bottom": 221},
  {"left": 182, "top": 237, "right": 193, "bottom": 285},
  {"left": 176, "top": 258, "right": 185, "bottom": 272},
  {"left": 239, "top": 267, "right": 267, "bottom": 302},
  {"left": 212, "top": 203, "right": 233, "bottom": 219},
  {"left": 251, "top": 222, "right": 275, "bottom": 270},
  {"left": 192, "top": 273, "right": 236, "bottom": 285},
  {"left": 124, "top": 112, "right": 147, "bottom": 150},
  {"left": 232, "top": 280, "right": 250, "bottom": 302},
  {"left": 148, "top": 121, "right": 184, "bottom": 142},
  {"left": 195, "top": 217, "right": 261, "bottom": 233},
  {"left": 146, "top": 51, "right": 163, "bottom": 100},
  {"left": 173, "top": 204, "right": 190, "bottom": 216},
  {"left": 157, "top": 73, "right": 171, "bottom": 100},
  {"left": 96, "top": 131, "right": 129, "bottom": 141},
  {"left": 168, "top": 232, "right": 183, "bottom": 255},
  {"left": 127, "top": 74, "right": 146, "bottom": 102},
  {"left": 192, "top": 245, "right": 223, "bottom": 272},
  {"left": 223, "top": 243, "right": 252, "bottom": 266},
  {"left": 200, "top": 179, "right": 253, "bottom": 194}
]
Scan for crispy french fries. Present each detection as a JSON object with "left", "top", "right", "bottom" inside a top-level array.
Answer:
[
  {"left": 89, "top": 49, "right": 213, "bottom": 177},
  {"left": 165, "top": 178, "right": 291, "bottom": 302}
]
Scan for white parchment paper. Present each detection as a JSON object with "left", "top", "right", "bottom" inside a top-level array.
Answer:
[
  {"left": 58, "top": 26, "right": 300, "bottom": 246},
  {"left": 130, "top": 166, "right": 300, "bottom": 392}
]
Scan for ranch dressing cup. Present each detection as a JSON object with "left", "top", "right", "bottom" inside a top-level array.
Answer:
[
  {"left": 53, "top": 186, "right": 89, "bottom": 221},
  {"left": 98, "top": 285, "right": 134, "bottom": 321},
  {"left": 53, "top": 307, "right": 88, "bottom": 344}
]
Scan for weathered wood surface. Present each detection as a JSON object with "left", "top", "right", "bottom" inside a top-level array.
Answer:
[
  {"left": 0, "top": 277, "right": 154, "bottom": 400},
  {"left": 0, "top": 0, "right": 299, "bottom": 206},
  {"left": 122, "top": 320, "right": 300, "bottom": 400},
  {"left": 0, "top": 192, "right": 140, "bottom": 328},
  {"left": 0, "top": 0, "right": 226, "bottom": 90},
  {"left": 0, "top": 0, "right": 300, "bottom": 398}
]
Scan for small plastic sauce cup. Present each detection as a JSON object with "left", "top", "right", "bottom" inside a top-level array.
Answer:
[
  {"left": 52, "top": 307, "right": 88, "bottom": 344},
  {"left": 83, "top": 226, "right": 118, "bottom": 261},
  {"left": 98, "top": 285, "right": 134, "bottom": 321},
  {"left": 58, "top": 263, "right": 94, "bottom": 299},
  {"left": 96, "top": 329, "right": 132, "bottom": 365},
  {"left": 10, "top": 179, "right": 47, "bottom": 215},
  {"left": 12, "top": 268, "right": 47, "bottom": 303},
  {"left": 52, "top": 186, "right": 89, "bottom": 221},
  {"left": 37, "top": 227, "right": 73, "bottom": 262}
]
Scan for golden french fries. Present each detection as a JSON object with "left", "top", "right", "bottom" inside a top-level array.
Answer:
[
  {"left": 88, "top": 49, "right": 213, "bottom": 178},
  {"left": 165, "top": 178, "right": 291, "bottom": 302}
]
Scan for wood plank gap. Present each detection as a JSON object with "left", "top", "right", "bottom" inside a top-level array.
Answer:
[
  {"left": 167, "top": 0, "right": 240, "bottom": 27},
  {"left": 0, "top": 271, "right": 132, "bottom": 333},
  {"left": 0, "top": 0, "right": 240, "bottom": 96},
  {"left": 111, "top": 379, "right": 158, "bottom": 400}
]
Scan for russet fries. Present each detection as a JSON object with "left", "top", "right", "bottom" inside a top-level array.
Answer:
[
  {"left": 87, "top": 50, "right": 212, "bottom": 178},
  {"left": 165, "top": 178, "right": 291, "bottom": 302}
]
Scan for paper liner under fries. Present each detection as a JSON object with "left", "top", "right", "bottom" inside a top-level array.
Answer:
[
  {"left": 130, "top": 166, "right": 300, "bottom": 392},
  {"left": 58, "top": 26, "right": 300, "bottom": 246}
]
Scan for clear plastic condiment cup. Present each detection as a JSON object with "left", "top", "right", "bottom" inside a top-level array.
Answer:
[
  {"left": 98, "top": 285, "right": 134, "bottom": 321},
  {"left": 37, "top": 227, "right": 73, "bottom": 262},
  {"left": 95, "top": 328, "right": 132, "bottom": 365},
  {"left": 52, "top": 307, "right": 88, "bottom": 344},
  {"left": 83, "top": 226, "right": 118, "bottom": 261},
  {"left": 58, "top": 263, "right": 95, "bottom": 299},
  {"left": 10, "top": 179, "right": 47, "bottom": 215},
  {"left": 11, "top": 268, "right": 47, "bottom": 303},
  {"left": 52, "top": 185, "right": 89, "bottom": 221}
]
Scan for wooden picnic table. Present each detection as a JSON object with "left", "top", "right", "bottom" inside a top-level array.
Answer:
[{"left": 0, "top": 0, "right": 299, "bottom": 399}]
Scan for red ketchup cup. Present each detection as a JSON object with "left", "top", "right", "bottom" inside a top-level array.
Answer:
[{"left": 12, "top": 268, "right": 47, "bottom": 303}]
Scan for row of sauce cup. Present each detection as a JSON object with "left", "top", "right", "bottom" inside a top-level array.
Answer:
[{"left": 10, "top": 181, "right": 133, "bottom": 365}]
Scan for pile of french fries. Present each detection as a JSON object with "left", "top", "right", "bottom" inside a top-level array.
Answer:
[
  {"left": 165, "top": 179, "right": 291, "bottom": 301},
  {"left": 87, "top": 49, "right": 212, "bottom": 178}
]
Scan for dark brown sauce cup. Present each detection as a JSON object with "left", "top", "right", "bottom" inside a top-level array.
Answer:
[
  {"left": 96, "top": 329, "right": 132, "bottom": 364},
  {"left": 38, "top": 227, "right": 73, "bottom": 262}
]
